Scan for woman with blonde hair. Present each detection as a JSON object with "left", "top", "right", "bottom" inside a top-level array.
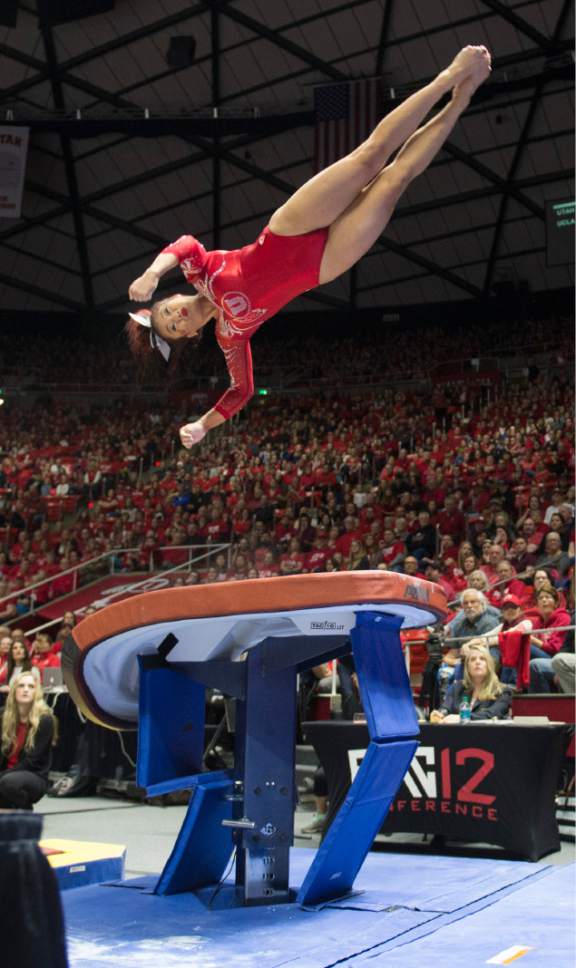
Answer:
[
  {"left": 467, "top": 569, "right": 492, "bottom": 594},
  {"left": 0, "top": 672, "right": 56, "bottom": 808},
  {"left": 346, "top": 538, "right": 370, "bottom": 572},
  {"left": 430, "top": 647, "right": 512, "bottom": 723}
]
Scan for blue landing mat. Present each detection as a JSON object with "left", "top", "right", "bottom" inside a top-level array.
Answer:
[
  {"left": 61, "top": 849, "right": 557, "bottom": 968},
  {"left": 344, "top": 863, "right": 575, "bottom": 968}
]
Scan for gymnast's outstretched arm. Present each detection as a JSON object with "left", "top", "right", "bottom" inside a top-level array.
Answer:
[
  {"left": 179, "top": 340, "right": 254, "bottom": 448},
  {"left": 128, "top": 251, "right": 179, "bottom": 302}
]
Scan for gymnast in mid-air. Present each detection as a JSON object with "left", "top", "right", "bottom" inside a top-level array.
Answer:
[{"left": 127, "top": 45, "right": 491, "bottom": 449}]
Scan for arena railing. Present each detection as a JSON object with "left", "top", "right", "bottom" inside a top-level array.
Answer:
[{"left": 0, "top": 543, "right": 231, "bottom": 629}]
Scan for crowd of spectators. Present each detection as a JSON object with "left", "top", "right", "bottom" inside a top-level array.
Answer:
[
  {"left": 0, "top": 315, "right": 573, "bottom": 702},
  {"left": 0, "top": 312, "right": 572, "bottom": 390}
]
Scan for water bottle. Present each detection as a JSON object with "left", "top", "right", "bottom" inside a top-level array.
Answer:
[{"left": 459, "top": 693, "right": 472, "bottom": 723}]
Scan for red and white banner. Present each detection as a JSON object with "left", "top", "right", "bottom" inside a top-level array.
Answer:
[{"left": 38, "top": 573, "right": 185, "bottom": 620}]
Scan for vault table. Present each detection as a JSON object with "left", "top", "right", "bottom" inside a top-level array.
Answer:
[{"left": 63, "top": 571, "right": 447, "bottom": 906}]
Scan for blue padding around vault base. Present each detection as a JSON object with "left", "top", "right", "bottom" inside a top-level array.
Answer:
[
  {"left": 62, "top": 851, "right": 557, "bottom": 968},
  {"left": 346, "top": 862, "right": 575, "bottom": 968},
  {"left": 145, "top": 767, "right": 233, "bottom": 799},
  {"left": 350, "top": 611, "right": 419, "bottom": 741},
  {"left": 136, "top": 656, "right": 205, "bottom": 789},
  {"left": 154, "top": 771, "right": 234, "bottom": 896},
  {"left": 53, "top": 854, "right": 125, "bottom": 892},
  {"left": 297, "top": 740, "right": 417, "bottom": 907}
]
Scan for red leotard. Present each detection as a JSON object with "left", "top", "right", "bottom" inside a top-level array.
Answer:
[{"left": 161, "top": 226, "right": 329, "bottom": 419}]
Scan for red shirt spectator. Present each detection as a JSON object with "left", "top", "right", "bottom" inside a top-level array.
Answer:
[
  {"left": 436, "top": 496, "right": 465, "bottom": 543},
  {"left": 305, "top": 536, "right": 331, "bottom": 573},
  {"left": 527, "top": 587, "right": 571, "bottom": 655},
  {"left": 335, "top": 516, "right": 361, "bottom": 558}
]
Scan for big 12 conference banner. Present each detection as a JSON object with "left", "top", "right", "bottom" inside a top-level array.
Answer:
[
  {"left": 349, "top": 740, "right": 498, "bottom": 825},
  {"left": 305, "top": 721, "right": 563, "bottom": 860},
  {"left": 0, "top": 127, "right": 29, "bottom": 218}
]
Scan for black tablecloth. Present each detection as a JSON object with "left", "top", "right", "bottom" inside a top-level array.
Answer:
[{"left": 303, "top": 720, "right": 566, "bottom": 860}]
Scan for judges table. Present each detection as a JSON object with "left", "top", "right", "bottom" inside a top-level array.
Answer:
[{"left": 303, "top": 720, "right": 566, "bottom": 861}]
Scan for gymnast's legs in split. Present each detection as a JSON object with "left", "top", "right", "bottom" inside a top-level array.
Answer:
[{"left": 269, "top": 45, "right": 491, "bottom": 285}]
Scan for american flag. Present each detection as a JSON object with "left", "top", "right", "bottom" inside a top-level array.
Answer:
[{"left": 314, "top": 77, "right": 385, "bottom": 172}]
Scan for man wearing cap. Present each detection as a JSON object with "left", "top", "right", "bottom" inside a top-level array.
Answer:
[{"left": 460, "top": 593, "right": 533, "bottom": 685}]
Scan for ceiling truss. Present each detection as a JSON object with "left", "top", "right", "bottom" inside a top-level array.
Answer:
[{"left": 0, "top": 0, "right": 572, "bottom": 315}]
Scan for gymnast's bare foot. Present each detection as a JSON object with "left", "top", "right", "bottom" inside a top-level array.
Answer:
[
  {"left": 452, "top": 57, "right": 492, "bottom": 106},
  {"left": 443, "top": 45, "right": 491, "bottom": 90}
]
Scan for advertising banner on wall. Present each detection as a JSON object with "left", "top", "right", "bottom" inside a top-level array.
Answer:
[{"left": 0, "top": 127, "right": 29, "bottom": 218}]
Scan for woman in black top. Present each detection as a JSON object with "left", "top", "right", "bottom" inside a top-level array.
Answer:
[
  {"left": 0, "top": 672, "right": 56, "bottom": 808},
  {"left": 431, "top": 646, "right": 512, "bottom": 722}
]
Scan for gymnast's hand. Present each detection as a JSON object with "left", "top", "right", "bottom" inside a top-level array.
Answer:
[
  {"left": 179, "top": 421, "right": 207, "bottom": 449},
  {"left": 128, "top": 269, "right": 159, "bottom": 302}
]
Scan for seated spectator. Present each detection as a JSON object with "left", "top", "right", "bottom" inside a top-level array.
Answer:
[
  {"left": 378, "top": 529, "right": 406, "bottom": 570},
  {"left": 405, "top": 510, "right": 436, "bottom": 562},
  {"left": 548, "top": 511, "right": 573, "bottom": 551},
  {"left": 279, "top": 538, "right": 306, "bottom": 576},
  {"left": 435, "top": 645, "right": 461, "bottom": 709},
  {"left": 52, "top": 623, "right": 75, "bottom": 656},
  {"left": 305, "top": 533, "right": 331, "bottom": 574},
  {"left": 0, "top": 672, "right": 56, "bottom": 809},
  {"left": 346, "top": 539, "right": 370, "bottom": 571},
  {"left": 362, "top": 533, "right": 381, "bottom": 568},
  {"left": 544, "top": 489, "right": 574, "bottom": 525},
  {"left": 335, "top": 515, "right": 361, "bottom": 558},
  {"left": 464, "top": 593, "right": 533, "bottom": 685},
  {"left": 436, "top": 494, "right": 465, "bottom": 545},
  {"left": 523, "top": 567, "right": 566, "bottom": 608},
  {"left": 61, "top": 610, "right": 77, "bottom": 629},
  {"left": 430, "top": 646, "right": 512, "bottom": 722},
  {"left": 424, "top": 561, "right": 456, "bottom": 601},
  {"left": 445, "top": 588, "right": 501, "bottom": 645},
  {"left": 211, "top": 552, "right": 229, "bottom": 581},
  {"left": 294, "top": 513, "right": 316, "bottom": 553},
  {"left": 530, "top": 630, "right": 575, "bottom": 694},
  {"left": 488, "top": 560, "right": 528, "bottom": 608},
  {"left": 229, "top": 553, "right": 251, "bottom": 581},
  {"left": 480, "top": 543, "right": 506, "bottom": 586},
  {"left": 438, "top": 533, "right": 458, "bottom": 569},
  {"left": 519, "top": 517, "right": 545, "bottom": 556},
  {"left": 551, "top": 649, "right": 576, "bottom": 694},
  {"left": 508, "top": 535, "right": 537, "bottom": 574},
  {"left": 0, "top": 634, "right": 11, "bottom": 677},
  {"left": 525, "top": 586, "right": 571, "bottom": 658},
  {"left": 448, "top": 554, "right": 478, "bottom": 597},
  {"left": 400, "top": 555, "right": 426, "bottom": 579},
  {"left": 536, "top": 531, "right": 571, "bottom": 579},
  {"left": 2, "top": 641, "right": 40, "bottom": 693},
  {"left": 466, "top": 572, "right": 501, "bottom": 619},
  {"left": 31, "top": 634, "right": 61, "bottom": 674}
]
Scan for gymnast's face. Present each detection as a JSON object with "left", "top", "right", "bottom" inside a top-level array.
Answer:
[{"left": 152, "top": 294, "right": 203, "bottom": 340}]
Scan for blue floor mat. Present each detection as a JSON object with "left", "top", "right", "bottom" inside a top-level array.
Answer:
[
  {"left": 61, "top": 849, "right": 562, "bottom": 968},
  {"left": 297, "top": 849, "right": 547, "bottom": 912},
  {"left": 343, "top": 862, "right": 575, "bottom": 968}
]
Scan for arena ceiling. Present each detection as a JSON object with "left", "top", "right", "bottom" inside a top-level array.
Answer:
[{"left": 0, "top": 0, "right": 573, "bottom": 316}]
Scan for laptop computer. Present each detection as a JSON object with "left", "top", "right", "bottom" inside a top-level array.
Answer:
[{"left": 42, "top": 666, "right": 64, "bottom": 690}]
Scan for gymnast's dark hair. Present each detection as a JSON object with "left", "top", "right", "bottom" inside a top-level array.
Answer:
[{"left": 125, "top": 297, "right": 204, "bottom": 376}]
